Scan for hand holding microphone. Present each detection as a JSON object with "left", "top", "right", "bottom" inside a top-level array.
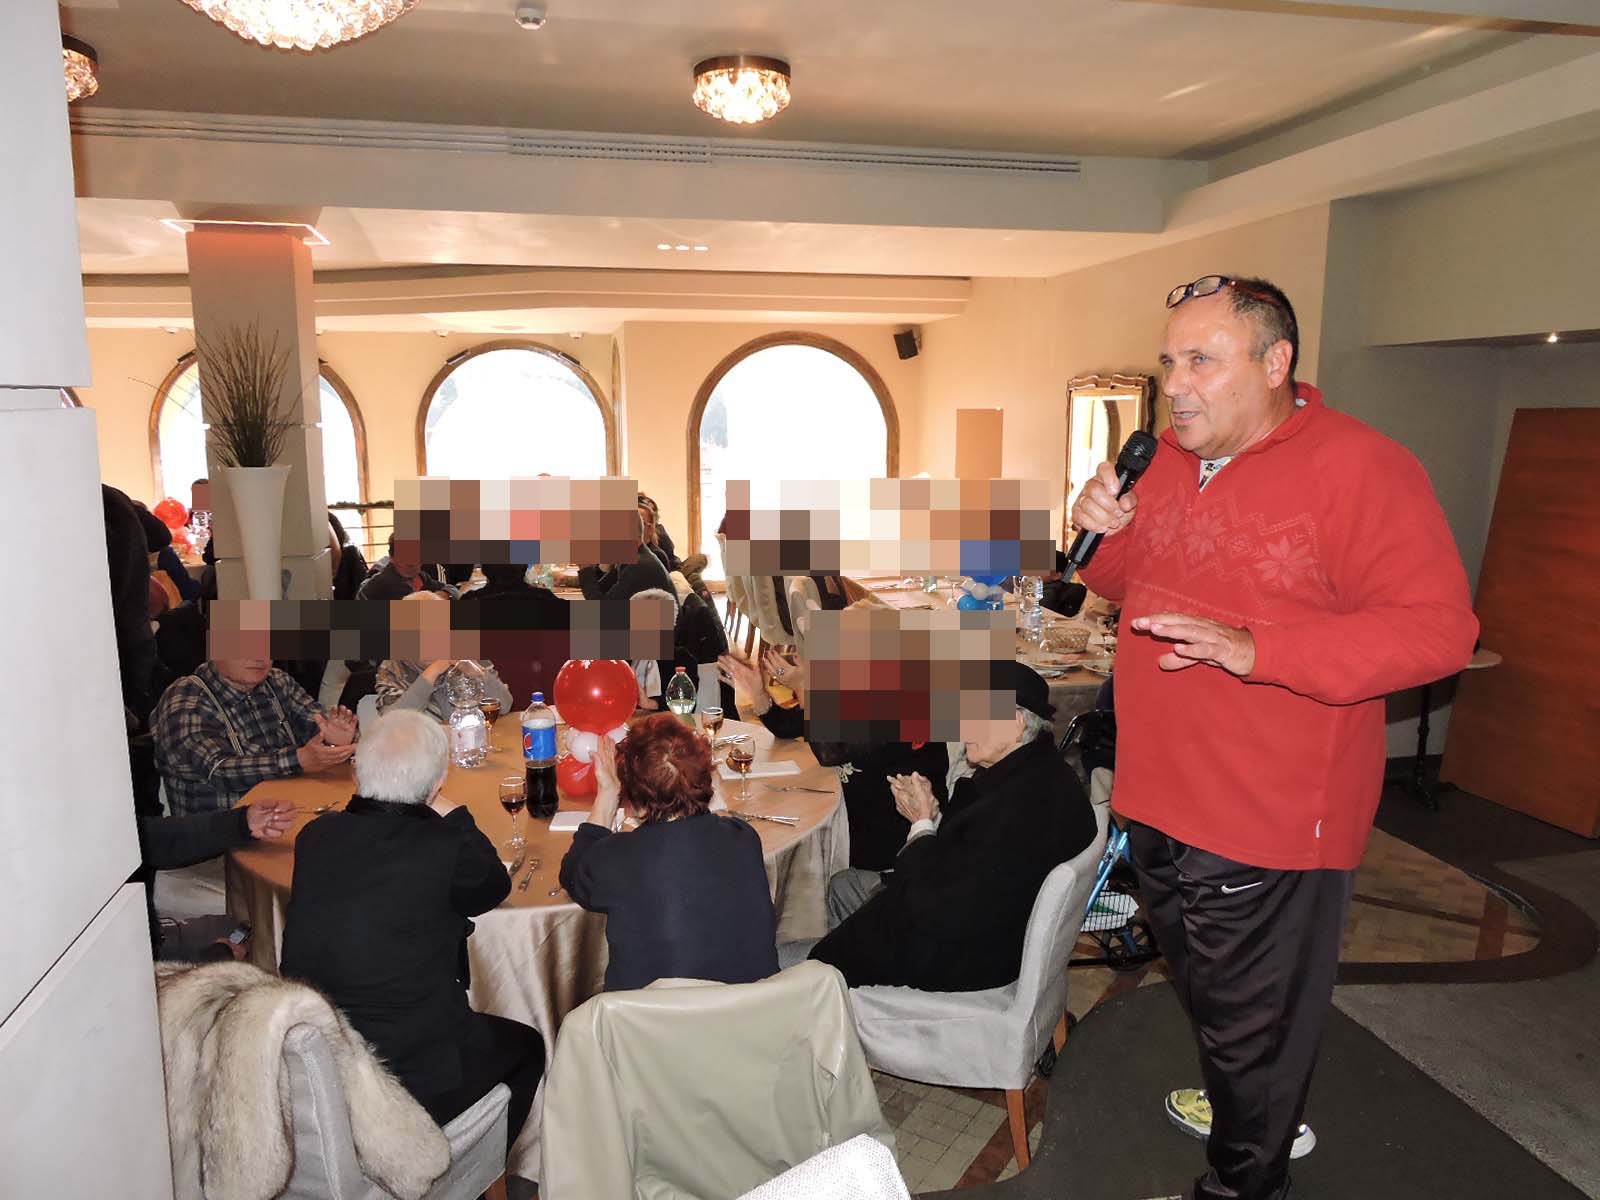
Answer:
[{"left": 1067, "top": 431, "right": 1158, "bottom": 577}]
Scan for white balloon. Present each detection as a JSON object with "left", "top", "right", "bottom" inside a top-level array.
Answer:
[
  {"left": 606, "top": 723, "right": 627, "bottom": 743},
  {"left": 567, "top": 730, "right": 600, "bottom": 763}
]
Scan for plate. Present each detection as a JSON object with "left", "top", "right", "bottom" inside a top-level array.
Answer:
[{"left": 1078, "top": 658, "right": 1115, "bottom": 677}]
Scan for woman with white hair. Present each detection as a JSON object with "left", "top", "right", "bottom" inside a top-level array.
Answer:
[{"left": 280, "top": 710, "right": 543, "bottom": 1144}]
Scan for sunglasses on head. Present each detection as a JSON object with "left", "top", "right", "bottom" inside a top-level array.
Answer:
[{"left": 1166, "top": 275, "right": 1285, "bottom": 311}]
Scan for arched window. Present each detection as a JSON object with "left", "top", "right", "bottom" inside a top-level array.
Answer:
[
  {"left": 417, "top": 340, "right": 617, "bottom": 478},
  {"left": 148, "top": 353, "right": 370, "bottom": 542},
  {"left": 688, "top": 333, "right": 899, "bottom": 581}
]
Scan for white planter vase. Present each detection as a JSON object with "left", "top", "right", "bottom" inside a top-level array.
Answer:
[{"left": 223, "top": 464, "right": 290, "bottom": 600}]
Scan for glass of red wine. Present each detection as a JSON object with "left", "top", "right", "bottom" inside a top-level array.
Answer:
[{"left": 499, "top": 775, "right": 526, "bottom": 853}]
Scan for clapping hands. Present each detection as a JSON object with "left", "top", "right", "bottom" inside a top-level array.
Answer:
[
  {"left": 316, "top": 706, "right": 358, "bottom": 746},
  {"left": 888, "top": 772, "right": 938, "bottom": 825}
]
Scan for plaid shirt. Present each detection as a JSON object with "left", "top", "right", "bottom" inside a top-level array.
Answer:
[{"left": 153, "top": 663, "right": 323, "bottom": 816}]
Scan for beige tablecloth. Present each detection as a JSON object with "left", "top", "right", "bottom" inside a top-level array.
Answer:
[{"left": 227, "top": 727, "right": 845, "bottom": 1180}]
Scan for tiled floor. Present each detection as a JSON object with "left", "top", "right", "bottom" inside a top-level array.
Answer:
[{"left": 875, "top": 823, "right": 1545, "bottom": 1192}]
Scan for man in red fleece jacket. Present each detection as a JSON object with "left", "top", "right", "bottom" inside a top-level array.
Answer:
[{"left": 1072, "top": 275, "right": 1477, "bottom": 1200}]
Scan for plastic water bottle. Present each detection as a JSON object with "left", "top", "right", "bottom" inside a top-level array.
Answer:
[
  {"left": 447, "top": 671, "right": 488, "bottom": 768},
  {"left": 1019, "top": 575, "right": 1045, "bottom": 646},
  {"left": 665, "top": 666, "right": 697, "bottom": 727},
  {"left": 521, "top": 692, "right": 559, "bottom": 819}
]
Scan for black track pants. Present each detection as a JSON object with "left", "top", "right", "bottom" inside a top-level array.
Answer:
[{"left": 1128, "top": 821, "right": 1355, "bottom": 1200}]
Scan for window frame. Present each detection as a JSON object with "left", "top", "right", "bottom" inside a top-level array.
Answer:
[
  {"left": 146, "top": 350, "right": 371, "bottom": 508},
  {"left": 684, "top": 331, "right": 901, "bottom": 559},
  {"left": 414, "top": 338, "right": 620, "bottom": 476}
]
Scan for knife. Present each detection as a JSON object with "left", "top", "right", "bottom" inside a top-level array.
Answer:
[{"left": 762, "top": 784, "right": 834, "bottom": 794}]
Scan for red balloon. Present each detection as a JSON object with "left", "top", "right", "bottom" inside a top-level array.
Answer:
[
  {"left": 153, "top": 497, "right": 188, "bottom": 529},
  {"left": 554, "top": 659, "right": 638, "bottom": 734},
  {"left": 556, "top": 753, "right": 597, "bottom": 800}
]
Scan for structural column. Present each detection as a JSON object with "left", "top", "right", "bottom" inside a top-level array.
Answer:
[{"left": 186, "top": 224, "right": 331, "bottom": 600}]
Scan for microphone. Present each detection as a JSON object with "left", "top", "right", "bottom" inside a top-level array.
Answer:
[{"left": 1066, "top": 430, "right": 1158, "bottom": 576}]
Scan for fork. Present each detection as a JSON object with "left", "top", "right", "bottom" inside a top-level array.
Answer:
[{"left": 516, "top": 860, "right": 541, "bottom": 892}]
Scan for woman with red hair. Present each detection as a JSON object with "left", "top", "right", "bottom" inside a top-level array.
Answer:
[{"left": 558, "top": 713, "right": 778, "bottom": 991}]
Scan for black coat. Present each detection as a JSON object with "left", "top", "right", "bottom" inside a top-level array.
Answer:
[
  {"left": 559, "top": 812, "right": 778, "bottom": 992},
  {"left": 578, "top": 545, "right": 674, "bottom": 607},
  {"left": 809, "top": 733, "right": 1096, "bottom": 992},
  {"left": 280, "top": 798, "right": 510, "bottom": 1100},
  {"left": 103, "top": 485, "right": 162, "bottom": 721},
  {"left": 459, "top": 581, "right": 573, "bottom": 706},
  {"left": 757, "top": 705, "right": 949, "bottom": 871}
]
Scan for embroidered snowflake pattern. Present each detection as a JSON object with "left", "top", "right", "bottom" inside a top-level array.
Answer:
[
  {"left": 836, "top": 763, "right": 857, "bottom": 784},
  {"left": 1143, "top": 502, "right": 1184, "bottom": 557},
  {"left": 1185, "top": 509, "right": 1228, "bottom": 561},
  {"left": 1253, "top": 535, "right": 1318, "bottom": 590}
]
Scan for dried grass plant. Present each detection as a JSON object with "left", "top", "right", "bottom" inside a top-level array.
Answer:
[{"left": 196, "top": 323, "right": 301, "bottom": 468}]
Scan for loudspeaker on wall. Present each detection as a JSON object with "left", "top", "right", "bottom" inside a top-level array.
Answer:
[{"left": 894, "top": 328, "right": 921, "bottom": 360}]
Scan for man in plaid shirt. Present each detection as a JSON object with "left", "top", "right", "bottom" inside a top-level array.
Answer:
[{"left": 153, "top": 655, "right": 358, "bottom": 817}]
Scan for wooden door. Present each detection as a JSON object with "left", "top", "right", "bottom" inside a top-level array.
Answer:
[{"left": 1441, "top": 407, "right": 1600, "bottom": 835}]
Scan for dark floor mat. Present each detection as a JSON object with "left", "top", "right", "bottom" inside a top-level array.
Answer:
[{"left": 933, "top": 981, "right": 1588, "bottom": 1200}]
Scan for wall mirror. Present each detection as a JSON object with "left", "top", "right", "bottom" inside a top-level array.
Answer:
[{"left": 1062, "top": 372, "right": 1154, "bottom": 547}]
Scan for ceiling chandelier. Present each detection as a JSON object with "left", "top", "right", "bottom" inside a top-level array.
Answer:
[
  {"left": 178, "top": 0, "right": 418, "bottom": 52},
  {"left": 63, "top": 36, "right": 98, "bottom": 102},
  {"left": 692, "top": 55, "right": 792, "bottom": 125}
]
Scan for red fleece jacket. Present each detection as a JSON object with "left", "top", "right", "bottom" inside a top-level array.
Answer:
[{"left": 1080, "top": 384, "right": 1478, "bottom": 870}]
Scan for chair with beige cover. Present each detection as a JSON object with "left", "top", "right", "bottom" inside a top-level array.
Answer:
[
  {"left": 155, "top": 961, "right": 512, "bottom": 1200},
  {"left": 845, "top": 797, "right": 1110, "bottom": 1171},
  {"left": 278, "top": 1024, "right": 512, "bottom": 1200},
  {"left": 540, "top": 961, "right": 892, "bottom": 1200}
]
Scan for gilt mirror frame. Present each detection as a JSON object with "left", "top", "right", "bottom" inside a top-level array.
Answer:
[{"left": 1061, "top": 372, "right": 1155, "bottom": 549}]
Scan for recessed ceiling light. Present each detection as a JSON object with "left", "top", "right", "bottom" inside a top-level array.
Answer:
[
  {"left": 1547, "top": 332, "right": 1560, "bottom": 343},
  {"left": 675, "top": 244, "right": 691, "bottom": 251},
  {"left": 657, "top": 243, "right": 672, "bottom": 251},
  {"left": 693, "top": 245, "right": 709, "bottom": 252},
  {"left": 435, "top": 330, "right": 450, "bottom": 338}
]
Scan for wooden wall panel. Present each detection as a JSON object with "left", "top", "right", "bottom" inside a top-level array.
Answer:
[{"left": 1441, "top": 407, "right": 1600, "bottom": 836}]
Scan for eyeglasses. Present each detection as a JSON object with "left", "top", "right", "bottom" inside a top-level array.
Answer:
[{"left": 1166, "top": 275, "right": 1285, "bottom": 311}]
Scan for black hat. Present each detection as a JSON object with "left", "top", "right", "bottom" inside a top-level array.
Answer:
[{"left": 1012, "top": 661, "right": 1056, "bottom": 723}]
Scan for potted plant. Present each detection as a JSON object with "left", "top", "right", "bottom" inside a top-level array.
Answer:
[{"left": 197, "top": 323, "right": 302, "bottom": 600}]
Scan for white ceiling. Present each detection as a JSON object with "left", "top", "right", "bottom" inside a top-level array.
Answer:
[
  {"left": 61, "top": 0, "right": 1515, "bottom": 157},
  {"left": 61, "top": 0, "right": 1600, "bottom": 315}
]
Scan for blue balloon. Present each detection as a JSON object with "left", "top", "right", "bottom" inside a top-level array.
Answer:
[
  {"left": 967, "top": 572, "right": 1009, "bottom": 587},
  {"left": 956, "top": 593, "right": 985, "bottom": 610}
]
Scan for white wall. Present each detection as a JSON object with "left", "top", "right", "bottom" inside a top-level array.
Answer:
[
  {"left": 1, "top": 6, "right": 171, "bottom": 1195},
  {"left": 1364, "top": 139, "right": 1600, "bottom": 346}
]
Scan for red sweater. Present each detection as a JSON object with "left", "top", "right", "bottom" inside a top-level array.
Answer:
[{"left": 1080, "top": 384, "right": 1478, "bottom": 870}]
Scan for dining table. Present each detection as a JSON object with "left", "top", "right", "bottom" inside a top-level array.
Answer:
[
  {"left": 851, "top": 576, "right": 1116, "bottom": 737},
  {"left": 226, "top": 718, "right": 847, "bottom": 1180}
]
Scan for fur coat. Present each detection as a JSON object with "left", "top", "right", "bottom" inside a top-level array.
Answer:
[{"left": 155, "top": 961, "right": 450, "bottom": 1200}]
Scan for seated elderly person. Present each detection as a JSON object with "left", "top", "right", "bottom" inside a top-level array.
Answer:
[
  {"left": 780, "top": 664, "right": 1096, "bottom": 991},
  {"left": 720, "top": 647, "right": 949, "bottom": 873},
  {"left": 357, "top": 534, "right": 457, "bottom": 601},
  {"left": 153, "top": 650, "right": 357, "bottom": 817},
  {"left": 559, "top": 713, "right": 778, "bottom": 991},
  {"left": 280, "top": 711, "right": 543, "bottom": 1144},
  {"left": 374, "top": 592, "right": 514, "bottom": 720}
]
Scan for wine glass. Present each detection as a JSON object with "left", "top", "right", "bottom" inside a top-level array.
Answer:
[
  {"left": 701, "top": 706, "right": 724, "bottom": 741},
  {"left": 479, "top": 696, "right": 503, "bottom": 750},
  {"left": 499, "top": 775, "right": 526, "bottom": 853},
  {"left": 728, "top": 745, "right": 755, "bottom": 805}
]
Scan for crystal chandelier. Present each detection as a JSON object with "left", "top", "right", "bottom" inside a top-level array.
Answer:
[
  {"left": 179, "top": 0, "right": 418, "bottom": 52},
  {"left": 691, "top": 56, "right": 792, "bottom": 125},
  {"left": 63, "top": 36, "right": 98, "bottom": 102}
]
